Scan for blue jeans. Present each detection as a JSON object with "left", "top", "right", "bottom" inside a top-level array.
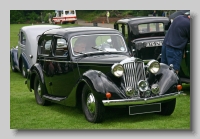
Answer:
[{"left": 161, "top": 45, "right": 183, "bottom": 71}]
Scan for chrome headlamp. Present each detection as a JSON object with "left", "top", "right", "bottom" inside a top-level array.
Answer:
[
  {"left": 111, "top": 63, "right": 124, "bottom": 77},
  {"left": 147, "top": 60, "right": 160, "bottom": 74}
]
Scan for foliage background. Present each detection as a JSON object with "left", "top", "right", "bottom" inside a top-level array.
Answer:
[{"left": 10, "top": 10, "right": 173, "bottom": 24}]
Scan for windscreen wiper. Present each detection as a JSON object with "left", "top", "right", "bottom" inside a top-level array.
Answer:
[{"left": 74, "top": 51, "right": 91, "bottom": 60}]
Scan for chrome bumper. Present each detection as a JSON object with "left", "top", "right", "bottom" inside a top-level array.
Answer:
[{"left": 102, "top": 91, "right": 182, "bottom": 106}]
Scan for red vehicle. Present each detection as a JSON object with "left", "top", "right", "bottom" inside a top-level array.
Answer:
[{"left": 52, "top": 10, "right": 77, "bottom": 24}]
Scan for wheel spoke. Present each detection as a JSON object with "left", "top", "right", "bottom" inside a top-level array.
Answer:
[
  {"left": 22, "top": 63, "right": 26, "bottom": 76},
  {"left": 38, "top": 84, "right": 42, "bottom": 96}
]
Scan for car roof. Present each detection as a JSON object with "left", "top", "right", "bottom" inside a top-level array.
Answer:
[
  {"left": 21, "top": 25, "right": 61, "bottom": 52},
  {"left": 21, "top": 25, "right": 61, "bottom": 31},
  {"left": 21, "top": 25, "right": 61, "bottom": 38},
  {"left": 43, "top": 27, "right": 121, "bottom": 37},
  {"left": 116, "top": 16, "right": 170, "bottom": 24}
]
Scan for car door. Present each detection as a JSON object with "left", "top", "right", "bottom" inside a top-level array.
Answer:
[
  {"left": 50, "top": 36, "right": 75, "bottom": 97},
  {"left": 37, "top": 35, "right": 54, "bottom": 95}
]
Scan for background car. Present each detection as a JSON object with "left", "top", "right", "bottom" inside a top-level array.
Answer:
[
  {"left": 10, "top": 25, "right": 61, "bottom": 78},
  {"left": 52, "top": 10, "right": 77, "bottom": 24},
  {"left": 114, "top": 16, "right": 190, "bottom": 84},
  {"left": 114, "top": 16, "right": 170, "bottom": 63},
  {"left": 25, "top": 26, "right": 182, "bottom": 123}
]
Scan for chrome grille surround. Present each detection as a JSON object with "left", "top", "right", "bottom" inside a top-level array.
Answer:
[{"left": 121, "top": 58, "right": 146, "bottom": 97}]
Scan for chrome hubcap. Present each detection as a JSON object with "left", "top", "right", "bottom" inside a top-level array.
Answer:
[
  {"left": 37, "top": 84, "right": 42, "bottom": 96},
  {"left": 86, "top": 93, "right": 96, "bottom": 114},
  {"left": 22, "top": 63, "right": 26, "bottom": 76}
]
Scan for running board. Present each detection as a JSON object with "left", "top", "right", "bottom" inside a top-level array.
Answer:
[{"left": 43, "top": 95, "right": 67, "bottom": 102}]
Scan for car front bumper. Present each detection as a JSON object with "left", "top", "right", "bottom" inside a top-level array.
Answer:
[{"left": 102, "top": 91, "right": 182, "bottom": 106}]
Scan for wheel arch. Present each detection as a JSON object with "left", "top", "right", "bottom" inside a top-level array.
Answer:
[
  {"left": 75, "top": 75, "right": 101, "bottom": 108},
  {"left": 28, "top": 63, "right": 45, "bottom": 92}
]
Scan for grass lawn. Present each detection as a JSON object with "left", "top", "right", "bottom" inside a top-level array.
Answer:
[{"left": 10, "top": 24, "right": 191, "bottom": 129}]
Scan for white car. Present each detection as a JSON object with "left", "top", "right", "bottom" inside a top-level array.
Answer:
[{"left": 10, "top": 25, "right": 61, "bottom": 77}]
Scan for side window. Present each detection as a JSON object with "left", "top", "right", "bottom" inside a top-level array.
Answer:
[
  {"left": 54, "top": 38, "right": 68, "bottom": 56},
  {"left": 21, "top": 32, "right": 26, "bottom": 45},
  {"left": 118, "top": 24, "right": 123, "bottom": 34},
  {"left": 124, "top": 24, "right": 128, "bottom": 42},
  {"left": 138, "top": 23, "right": 164, "bottom": 33},
  {"left": 65, "top": 11, "right": 69, "bottom": 15},
  {"left": 118, "top": 24, "right": 128, "bottom": 39},
  {"left": 38, "top": 35, "right": 53, "bottom": 55}
]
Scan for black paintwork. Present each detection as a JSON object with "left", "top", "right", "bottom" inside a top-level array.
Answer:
[{"left": 26, "top": 26, "right": 180, "bottom": 110}]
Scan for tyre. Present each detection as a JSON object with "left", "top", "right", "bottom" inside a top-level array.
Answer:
[
  {"left": 159, "top": 98, "right": 176, "bottom": 115},
  {"left": 10, "top": 55, "right": 17, "bottom": 72},
  {"left": 34, "top": 75, "right": 50, "bottom": 106},
  {"left": 21, "top": 61, "right": 27, "bottom": 78},
  {"left": 82, "top": 84, "right": 105, "bottom": 123}
]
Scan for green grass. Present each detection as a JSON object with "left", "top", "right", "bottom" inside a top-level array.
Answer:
[{"left": 10, "top": 24, "right": 191, "bottom": 130}]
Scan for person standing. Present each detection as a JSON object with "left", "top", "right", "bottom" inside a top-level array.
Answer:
[
  {"left": 152, "top": 10, "right": 156, "bottom": 16},
  {"left": 161, "top": 13, "right": 190, "bottom": 74},
  {"left": 162, "top": 11, "right": 166, "bottom": 17},
  {"left": 106, "top": 11, "right": 110, "bottom": 23},
  {"left": 48, "top": 13, "right": 52, "bottom": 24},
  {"left": 41, "top": 12, "right": 44, "bottom": 23}
]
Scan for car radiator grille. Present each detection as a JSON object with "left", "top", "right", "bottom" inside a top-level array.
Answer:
[{"left": 122, "top": 61, "right": 146, "bottom": 89}]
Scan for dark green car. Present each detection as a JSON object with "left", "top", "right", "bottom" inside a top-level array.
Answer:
[{"left": 114, "top": 16, "right": 190, "bottom": 84}]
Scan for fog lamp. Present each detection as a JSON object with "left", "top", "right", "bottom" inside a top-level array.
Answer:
[
  {"left": 151, "top": 84, "right": 160, "bottom": 94},
  {"left": 126, "top": 87, "right": 137, "bottom": 97},
  {"left": 144, "top": 90, "right": 151, "bottom": 97},
  {"left": 138, "top": 80, "right": 148, "bottom": 92}
]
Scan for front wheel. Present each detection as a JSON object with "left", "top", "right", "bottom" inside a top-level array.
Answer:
[
  {"left": 159, "top": 98, "right": 176, "bottom": 115},
  {"left": 82, "top": 84, "right": 105, "bottom": 123},
  {"left": 34, "top": 75, "right": 50, "bottom": 105},
  {"left": 10, "top": 55, "right": 17, "bottom": 72}
]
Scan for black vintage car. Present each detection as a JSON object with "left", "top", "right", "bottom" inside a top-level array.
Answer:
[
  {"left": 25, "top": 27, "right": 183, "bottom": 123},
  {"left": 114, "top": 17, "right": 190, "bottom": 83}
]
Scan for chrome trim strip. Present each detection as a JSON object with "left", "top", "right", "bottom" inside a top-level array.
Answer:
[
  {"left": 143, "top": 59, "right": 154, "bottom": 64},
  {"left": 38, "top": 58, "right": 118, "bottom": 64},
  {"left": 102, "top": 92, "right": 182, "bottom": 106},
  {"left": 42, "top": 59, "right": 72, "bottom": 63}
]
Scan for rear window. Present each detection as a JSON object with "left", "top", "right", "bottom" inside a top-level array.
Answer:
[{"left": 138, "top": 23, "right": 164, "bottom": 33}]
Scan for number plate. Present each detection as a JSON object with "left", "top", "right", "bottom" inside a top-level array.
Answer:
[
  {"left": 129, "top": 103, "right": 161, "bottom": 115},
  {"left": 146, "top": 41, "right": 163, "bottom": 47}
]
